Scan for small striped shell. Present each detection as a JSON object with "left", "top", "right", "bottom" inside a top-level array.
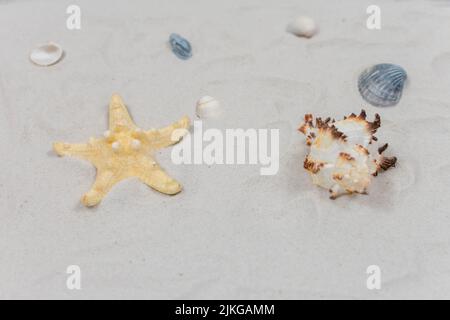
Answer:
[
  {"left": 298, "top": 110, "right": 397, "bottom": 199},
  {"left": 169, "top": 33, "right": 192, "bottom": 60},
  {"left": 358, "top": 64, "right": 407, "bottom": 107}
]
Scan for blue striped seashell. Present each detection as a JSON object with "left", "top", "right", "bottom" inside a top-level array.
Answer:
[
  {"left": 169, "top": 33, "right": 192, "bottom": 60},
  {"left": 358, "top": 63, "right": 407, "bottom": 107}
]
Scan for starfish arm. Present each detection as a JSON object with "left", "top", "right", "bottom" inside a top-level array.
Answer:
[
  {"left": 109, "top": 94, "right": 137, "bottom": 131},
  {"left": 53, "top": 142, "right": 94, "bottom": 159},
  {"left": 136, "top": 163, "right": 182, "bottom": 195},
  {"left": 146, "top": 116, "right": 190, "bottom": 149},
  {"left": 81, "top": 169, "right": 124, "bottom": 207}
]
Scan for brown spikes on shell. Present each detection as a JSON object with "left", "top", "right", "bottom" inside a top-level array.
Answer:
[{"left": 298, "top": 110, "right": 397, "bottom": 199}]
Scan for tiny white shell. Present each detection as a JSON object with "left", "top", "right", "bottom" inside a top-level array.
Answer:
[
  {"left": 287, "top": 16, "right": 318, "bottom": 38},
  {"left": 196, "top": 96, "right": 221, "bottom": 119},
  {"left": 103, "top": 130, "right": 111, "bottom": 138},
  {"left": 30, "top": 42, "right": 64, "bottom": 66}
]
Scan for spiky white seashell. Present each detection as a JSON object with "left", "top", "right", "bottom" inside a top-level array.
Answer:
[{"left": 298, "top": 110, "right": 397, "bottom": 199}]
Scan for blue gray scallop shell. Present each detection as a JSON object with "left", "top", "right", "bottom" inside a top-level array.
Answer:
[
  {"left": 169, "top": 33, "right": 192, "bottom": 60},
  {"left": 358, "top": 64, "right": 407, "bottom": 107}
]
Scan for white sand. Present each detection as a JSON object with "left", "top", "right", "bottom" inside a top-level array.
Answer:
[{"left": 1, "top": 0, "right": 450, "bottom": 299}]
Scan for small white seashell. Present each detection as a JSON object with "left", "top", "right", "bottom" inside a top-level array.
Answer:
[
  {"left": 111, "top": 141, "right": 121, "bottom": 151},
  {"left": 196, "top": 96, "right": 221, "bottom": 119},
  {"left": 30, "top": 42, "right": 64, "bottom": 66},
  {"left": 131, "top": 139, "right": 141, "bottom": 150},
  {"left": 287, "top": 16, "right": 318, "bottom": 38},
  {"left": 103, "top": 130, "right": 111, "bottom": 138}
]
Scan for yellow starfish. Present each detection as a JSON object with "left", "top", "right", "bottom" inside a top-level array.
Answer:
[{"left": 53, "top": 94, "right": 190, "bottom": 207}]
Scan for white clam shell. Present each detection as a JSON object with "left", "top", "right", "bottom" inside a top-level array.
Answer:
[
  {"left": 195, "top": 96, "right": 221, "bottom": 119},
  {"left": 287, "top": 16, "right": 318, "bottom": 38},
  {"left": 30, "top": 42, "right": 63, "bottom": 66}
]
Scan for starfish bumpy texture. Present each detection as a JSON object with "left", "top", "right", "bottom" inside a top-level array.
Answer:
[{"left": 53, "top": 94, "right": 190, "bottom": 207}]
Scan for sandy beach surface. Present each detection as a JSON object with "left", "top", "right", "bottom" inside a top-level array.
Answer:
[{"left": 1, "top": 0, "right": 450, "bottom": 299}]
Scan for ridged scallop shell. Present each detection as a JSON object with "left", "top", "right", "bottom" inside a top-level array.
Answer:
[
  {"left": 358, "top": 64, "right": 407, "bottom": 107},
  {"left": 30, "top": 42, "right": 63, "bottom": 66},
  {"left": 298, "top": 110, "right": 397, "bottom": 199},
  {"left": 169, "top": 33, "right": 192, "bottom": 60}
]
